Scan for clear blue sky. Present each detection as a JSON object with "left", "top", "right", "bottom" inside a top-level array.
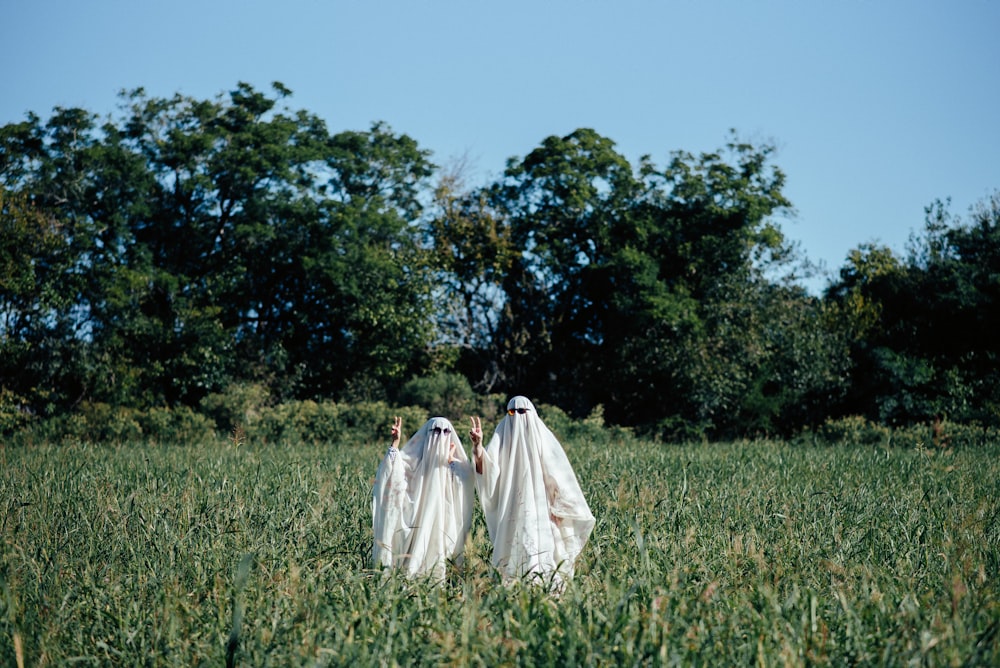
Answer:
[{"left": 4, "top": 0, "right": 998, "bottom": 293}]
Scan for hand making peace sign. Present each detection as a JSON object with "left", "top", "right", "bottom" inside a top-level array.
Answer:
[{"left": 390, "top": 416, "right": 402, "bottom": 449}]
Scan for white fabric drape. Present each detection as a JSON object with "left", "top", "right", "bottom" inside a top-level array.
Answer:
[
  {"left": 475, "top": 396, "right": 595, "bottom": 587},
  {"left": 372, "top": 417, "right": 474, "bottom": 579}
]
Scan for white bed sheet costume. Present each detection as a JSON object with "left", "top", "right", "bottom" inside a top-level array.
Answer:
[
  {"left": 472, "top": 396, "right": 595, "bottom": 588},
  {"left": 372, "top": 417, "right": 475, "bottom": 579}
]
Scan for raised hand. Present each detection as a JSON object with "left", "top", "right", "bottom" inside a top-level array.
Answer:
[
  {"left": 469, "top": 416, "right": 484, "bottom": 474},
  {"left": 469, "top": 416, "right": 483, "bottom": 447},
  {"left": 390, "top": 416, "right": 402, "bottom": 449}
]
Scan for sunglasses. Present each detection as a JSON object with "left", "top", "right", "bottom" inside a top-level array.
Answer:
[
  {"left": 507, "top": 408, "right": 529, "bottom": 415},
  {"left": 431, "top": 427, "right": 452, "bottom": 435}
]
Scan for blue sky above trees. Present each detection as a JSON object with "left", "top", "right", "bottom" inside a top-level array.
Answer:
[{"left": 4, "top": 0, "right": 998, "bottom": 294}]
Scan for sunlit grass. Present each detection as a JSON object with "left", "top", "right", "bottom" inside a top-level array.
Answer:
[{"left": 1, "top": 438, "right": 997, "bottom": 665}]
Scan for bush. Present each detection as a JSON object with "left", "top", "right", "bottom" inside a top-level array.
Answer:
[
  {"left": 13, "top": 403, "right": 217, "bottom": 445},
  {"left": 36, "top": 402, "right": 144, "bottom": 444},
  {"left": 398, "top": 372, "right": 475, "bottom": 419},
  {"left": 812, "top": 415, "right": 891, "bottom": 445},
  {"left": 466, "top": 393, "right": 509, "bottom": 426},
  {"left": 934, "top": 421, "right": 1000, "bottom": 447},
  {"left": 0, "top": 388, "right": 32, "bottom": 435},
  {"left": 253, "top": 400, "right": 429, "bottom": 446},
  {"left": 653, "top": 414, "right": 710, "bottom": 444},
  {"left": 800, "top": 415, "right": 1000, "bottom": 449},
  {"left": 138, "top": 406, "right": 216, "bottom": 444},
  {"left": 891, "top": 419, "right": 1000, "bottom": 449},
  {"left": 530, "top": 402, "right": 634, "bottom": 448},
  {"left": 199, "top": 382, "right": 271, "bottom": 433}
]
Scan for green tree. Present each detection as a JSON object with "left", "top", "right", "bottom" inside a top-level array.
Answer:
[
  {"left": 825, "top": 193, "right": 1000, "bottom": 426},
  {"left": 442, "top": 129, "right": 838, "bottom": 437},
  {"left": 488, "top": 128, "right": 643, "bottom": 415},
  {"left": 426, "top": 162, "right": 518, "bottom": 391},
  {"left": 0, "top": 186, "right": 89, "bottom": 415},
  {"left": 0, "top": 83, "right": 438, "bottom": 413},
  {"left": 609, "top": 139, "right": 797, "bottom": 436},
  {"left": 0, "top": 108, "right": 113, "bottom": 413}
]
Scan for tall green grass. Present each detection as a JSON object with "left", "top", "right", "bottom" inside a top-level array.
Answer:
[{"left": 1, "top": 437, "right": 997, "bottom": 666}]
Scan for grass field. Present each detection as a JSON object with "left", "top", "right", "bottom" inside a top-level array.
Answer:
[{"left": 1, "top": 435, "right": 998, "bottom": 666}]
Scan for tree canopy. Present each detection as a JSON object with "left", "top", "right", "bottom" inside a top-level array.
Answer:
[{"left": 2, "top": 83, "right": 998, "bottom": 437}]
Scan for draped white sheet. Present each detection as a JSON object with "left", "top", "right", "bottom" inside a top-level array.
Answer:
[
  {"left": 475, "top": 396, "right": 595, "bottom": 587},
  {"left": 372, "top": 417, "right": 474, "bottom": 579}
]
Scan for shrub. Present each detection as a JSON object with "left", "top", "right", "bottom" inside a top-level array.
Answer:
[
  {"left": 398, "top": 372, "right": 475, "bottom": 419},
  {"left": 654, "top": 414, "right": 710, "bottom": 444},
  {"left": 254, "top": 400, "right": 341, "bottom": 444},
  {"left": 892, "top": 419, "right": 1000, "bottom": 449},
  {"left": 13, "top": 403, "right": 219, "bottom": 445},
  {"left": 199, "top": 382, "right": 271, "bottom": 433},
  {"left": 814, "top": 415, "right": 891, "bottom": 445},
  {"left": 253, "top": 400, "right": 428, "bottom": 446},
  {"left": 138, "top": 406, "right": 216, "bottom": 444},
  {"left": 936, "top": 421, "right": 1000, "bottom": 447},
  {"left": 0, "top": 388, "right": 32, "bottom": 435},
  {"left": 467, "top": 393, "right": 510, "bottom": 425},
  {"left": 47, "top": 402, "right": 144, "bottom": 444},
  {"left": 532, "top": 402, "right": 634, "bottom": 447}
]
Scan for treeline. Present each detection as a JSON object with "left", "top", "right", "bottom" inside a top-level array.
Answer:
[{"left": 2, "top": 82, "right": 998, "bottom": 440}]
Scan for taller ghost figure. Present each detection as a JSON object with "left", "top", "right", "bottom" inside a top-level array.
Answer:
[{"left": 470, "top": 396, "right": 595, "bottom": 589}]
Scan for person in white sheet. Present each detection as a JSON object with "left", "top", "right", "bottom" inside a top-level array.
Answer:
[
  {"left": 469, "top": 396, "right": 595, "bottom": 588},
  {"left": 372, "top": 416, "right": 474, "bottom": 579}
]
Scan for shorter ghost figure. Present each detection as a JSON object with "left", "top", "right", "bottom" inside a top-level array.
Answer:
[
  {"left": 470, "top": 396, "right": 595, "bottom": 589},
  {"left": 372, "top": 416, "right": 475, "bottom": 580}
]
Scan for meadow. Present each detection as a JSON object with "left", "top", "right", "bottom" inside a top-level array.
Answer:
[{"left": 1, "top": 433, "right": 997, "bottom": 666}]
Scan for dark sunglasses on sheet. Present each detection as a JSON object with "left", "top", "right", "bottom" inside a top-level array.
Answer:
[
  {"left": 507, "top": 408, "right": 529, "bottom": 415},
  {"left": 431, "top": 427, "right": 452, "bottom": 435}
]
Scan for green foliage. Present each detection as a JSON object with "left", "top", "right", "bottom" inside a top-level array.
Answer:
[
  {"left": 15, "top": 402, "right": 216, "bottom": 445},
  {"left": 889, "top": 419, "right": 1000, "bottom": 450},
  {"left": 398, "top": 371, "right": 475, "bottom": 418},
  {"left": 137, "top": 405, "right": 217, "bottom": 445},
  {"left": 0, "top": 186, "right": 89, "bottom": 414},
  {"left": 826, "top": 194, "right": 1000, "bottom": 428},
  {"left": 199, "top": 382, "right": 272, "bottom": 433},
  {"left": 812, "top": 415, "right": 892, "bottom": 446},
  {"left": 425, "top": 167, "right": 517, "bottom": 394},
  {"left": 1, "top": 437, "right": 997, "bottom": 665},
  {"left": 0, "top": 388, "right": 31, "bottom": 434},
  {"left": 56, "top": 402, "right": 145, "bottom": 443},
  {"left": 653, "top": 413, "right": 712, "bottom": 444},
  {"left": 465, "top": 128, "right": 828, "bottom": 437},
  {"left": 252, "top": 400, "right": 429, "bottom": 445},
  {"left": 3, "top": 84, "right": 999, "bottom": 439},
  {"left": 1, "top": 84, "right": 436, "bottom": 414},
  {"left": 468, "top": 392, "right": 510, "bottom": 425},
  {"left": 800, "top": 416, "right": 1000, "bottom": 450},
  {"left": 533, "top": 401, "right": 635, "bottom": 447}
]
